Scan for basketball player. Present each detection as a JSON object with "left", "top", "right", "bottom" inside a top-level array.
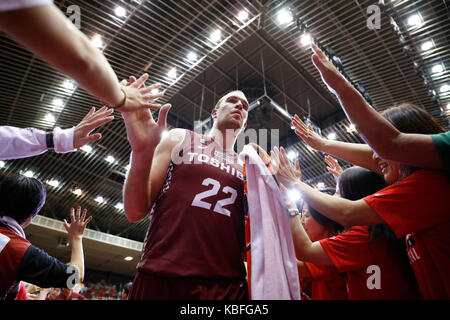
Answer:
[{"left": 121, "top": 88, "right": 249, "bottom": 299}]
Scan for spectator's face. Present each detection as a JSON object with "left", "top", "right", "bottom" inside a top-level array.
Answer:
[
  {"left": 301, "top": 205, "right": 328, "bottom": 242},
  {"left": 372, "top": 152, "right": 400, "bottom": 183}
]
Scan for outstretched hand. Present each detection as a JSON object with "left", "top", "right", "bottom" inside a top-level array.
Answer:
[
  {"left": 310, "top": 42, "right": 350, "bottom": 96},
  {"left": 120, "top": 75, "right": 172, "bottom": 154},
  {"left": 270, "top": 146, "right": 302, "bottom": 188},
  {"left": 291, "top": 114, "right": 326, "bottom": 151},
  {"left": 324, "top": 155, "right": 343, "bottom": 180},
  {"left": 63, "top": 206, "right": 92, "bottom": 240},
  {"left": 73, "top": 106, "right": 114, "bottom": 149},
  {"left": 119, "top": 73, "right": 166, "bottom": 112}
]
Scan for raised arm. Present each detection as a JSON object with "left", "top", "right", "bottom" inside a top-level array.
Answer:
[
  {"left": 273, "top": 146, "right": 383, "bottom": 230},
  {"left": 0, "top": 4, "right": 164, "bottom": 111},
  {"left": 291, "top": 114, "right": 380, "bottom": 174},
  {"left": 0, "top": 107, "right": 113, "bottom": 160},
  {"left": 63, "top": 207, "right": 92, "bottom": 283},
  {"left": 310, "top": 42, "right": 444, "bottom": 170}
]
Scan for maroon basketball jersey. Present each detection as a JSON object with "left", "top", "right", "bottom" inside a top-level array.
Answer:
[{"left": 137, "top": 130, "right": 246, "bottom": 279}]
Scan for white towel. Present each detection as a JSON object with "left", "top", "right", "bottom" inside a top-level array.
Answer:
[{"left": 240, "top": 145, "right": 301, "bottom": 300}]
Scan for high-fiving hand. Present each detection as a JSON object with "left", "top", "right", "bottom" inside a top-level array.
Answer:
[
  {"left": 63, "top": 206, "right": 92, "bottom": 240},
  {"left": 73, "top": 106, "right": 114, "bottom": 149},
  {"left": 120, "top": 75, "right": 171, "bottom": 155},
  {"left": 270, "top": 146, "right": 302, "bottom": 188}
]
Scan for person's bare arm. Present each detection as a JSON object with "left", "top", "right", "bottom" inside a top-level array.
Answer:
[
  {"left": 279, "top": 183, "right": 333, "bottom": 265},
  {"left": 297, "top": 260, "right": 312, "bottom": 278},
  {"left": 274, "top": 146, "right": 384, "bottom": 229},
  {"left": 0, "top": 5, "right": 165, "bottom": 111},
  {"left": 0, "top": 4, "right": 125, "bottom": 106},
  {"left": 123, "top": 127, "right": 184, "bottom": 222},
  {"left": 63, "top": 207, "right": 92, "bottom": 283},
  {"left": 291, "top": 114, "right": 380, "bottom": 173},
  {"left": 310, "top": 42, "right": 444, "bottom": 170}
]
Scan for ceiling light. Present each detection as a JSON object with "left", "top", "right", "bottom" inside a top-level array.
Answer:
[
  {"left": 23, "top": 170, "right": 35, "bottom": 178},
  {"left": 72, "top": 188, "right": 82, "bottom": 196},
  {"left": 115, "top": 202, "right": 124, "bottom": 210},
  {"left": 421, "top": 40, "right": 433, "bottom": 51},
  {"left": 105, "top": 155, "right": 116, "bottom": 164},
  {"left": 91, "top": 34, "right": 103, "bottom": 49},
  {"left": 80, "top": 145, "right": 92, "bottom": 153},
  {"left": 346, "top": 123, "right": 356, "bottom": 133},
  {"left": 287, "top": 150, "right": 297, "bottom": 161},
  {"left": 44, "top": 113, "right": 56, "bottom": 124},
  {"left": 431, "top": 64, "right": 444, "bottom": 74},
  {"left": 276, "top": 8, "right": 293, "bottom": 25},
  {"left": 440, "top": 84, "right": 450, "bottom": 93},
  {"left": 114, "top": 6, "right": 126, "bottom": 18},
  {"left": 0, "top": 161, "right": 5, "bottom": 168},
  {"left": 237, "top": 10, "right": 249, "bottom": 21},
  {"left": 167, "top": 67, "right": 177, "bottom": 79},
  {"left": 46, "top": 180, "right": 60, "bottom": 188},
  {"left": 52, "top": 98, "right": 64, "bottom": 112},
  {"left": 406, "top": 14, "right": 422, "bottom": 27},
  {"left": 210, "top": 29, "right": 221, "bottom": 43},
  {"left": 316, "top": 182, "right": 326, "bottom": 189},
  {"left": 300, "top": 33, "right": 312, "bottom": 46},
  {"left": 187, "top": 51, "right": 198, "bottom": 62},
  {"left": 327, "top": 132, "right": 337, "bottom": 140},
  {"left": 62, "top": 80, "right": 75, "bottom": 91},
  {"left": 95, "top": 196, "right": 105, "bottom": 204},
  {"left": 124, "top": 256, "right": 134, "bottom": 261},
  {"left": 287, "top": 189, "right": 301, "bottom": 202}
]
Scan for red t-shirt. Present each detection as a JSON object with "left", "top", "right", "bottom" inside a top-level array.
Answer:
[
  {"left": 320, "top": 226, "right": 420, "bottom": 300},
  {"left": 303, "top": 262, "right": 347, "bottom": 300},
  {"left": 364, "top": 169, "right": 450, "bottom": 299}
]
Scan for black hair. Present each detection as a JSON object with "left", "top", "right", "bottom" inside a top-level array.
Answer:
[
  {"left": 338, "top": 166, "right": 388, "bottom": 201},
  {"left": 0, "top": 174, "right": 46, "bottom": 224},
  {"left": 381, "top": 104, "right": 444, "bottom": 176},
  {"left": 381, "top": 103, "right": 444, "bottom": 135},
  {"left": 307, "top": 188, "right": 344, "bottom": 234},
  {"left": 338, "top": 166, "right": 392, "bottom": 243}
]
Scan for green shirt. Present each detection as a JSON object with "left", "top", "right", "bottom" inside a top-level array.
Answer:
[{"left": 431, "top": 131, "right": 450, "bottom": 174}]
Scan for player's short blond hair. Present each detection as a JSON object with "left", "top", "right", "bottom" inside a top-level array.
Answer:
[{"left": 214, "top": 90, "right": 245, "bottom": 109}]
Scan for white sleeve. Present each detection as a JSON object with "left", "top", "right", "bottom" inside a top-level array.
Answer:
[
  {"left": 0, "top": 126, "right": 75, "bottom": 160},
  {"left": 53, "top": 127, "right": 75, "bottom": 153}
]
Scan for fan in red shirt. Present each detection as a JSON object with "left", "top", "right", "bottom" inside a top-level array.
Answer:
[
  {"left": 288, "top": 103, "right": 449, "bottom": 299},
  {"left": 276, "top": 158, "right": 421, "bottom": 299}
]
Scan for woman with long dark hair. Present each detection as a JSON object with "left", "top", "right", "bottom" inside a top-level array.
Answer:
[
  {"left": 280, "top": 104, "right": 449, "bottom": 299},
  {"left": 281, "top": 165, "right": 420, "bottom": 299}
]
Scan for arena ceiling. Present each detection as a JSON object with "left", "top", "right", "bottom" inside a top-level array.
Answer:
[{"left": 0, "top": 0, "right": 449, "bottom": 274}]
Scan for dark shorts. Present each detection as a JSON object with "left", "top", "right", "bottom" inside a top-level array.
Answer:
[{"left": 128, "top": 271, "right": 249, "bottom": 300}]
